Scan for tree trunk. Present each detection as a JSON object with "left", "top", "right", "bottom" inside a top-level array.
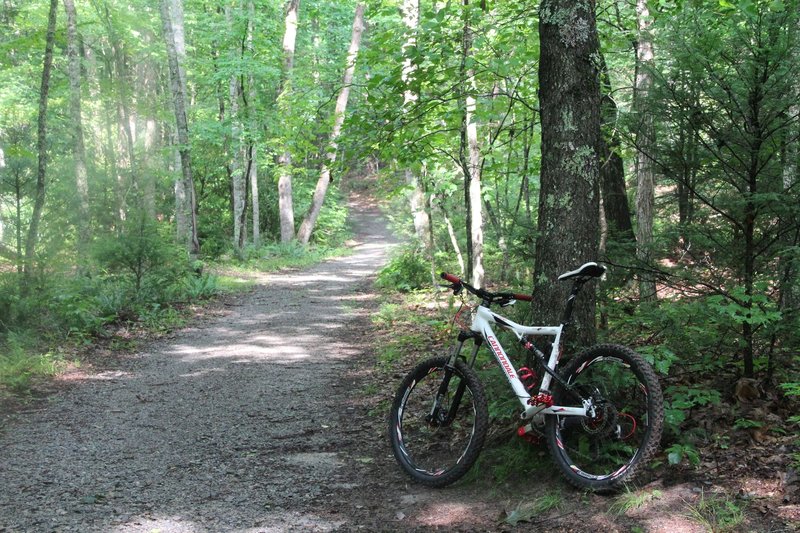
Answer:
[
  {"left": 598, "top": 52, "right": 634, "bottom": 245},
  {"left": 23, "top": 0, "right": 58, "bottom": 285},
  {"left": 534, "top": 0, "right": 602, "bottom": 347},
  {"left": 102, "top": 4, "right": 138, "bottom": 214},
  {"left": 276, "top": 0, "right": 300, "bottom": 243},
  {"left": 296, "top": 4, "right": 365, "bottom": 245},
  {"left": 247, "top": 0, "right": 260, "bottom": 248},
  {"left": 433, "top": 194, "right": 465, "bottom": 275},
  {"left": 400, "top": 0, "right": 432, "bottom": 255},
  {"left": 458, "top": 1, "right": 484, "bottom": 288},
  {"left": 634, "top": 0, "right": 657, "bottom": 302},
  {"left": 227, "top": 4, "right": 247, "bottom": 255},
  {"left": 63, "top": 0, "right": 91, "bottom": 248},
  {"left": 160, "top": 0, "right": 200, "bottom": 255}
]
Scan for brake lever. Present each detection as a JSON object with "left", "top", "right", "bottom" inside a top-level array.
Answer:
[{"left": 438, "top": 283, "right": 463, "bottom": 295}]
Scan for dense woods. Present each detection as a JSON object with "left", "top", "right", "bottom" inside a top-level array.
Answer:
[{"left": 1, "top": 0, "right": 798, "bottom": 478}]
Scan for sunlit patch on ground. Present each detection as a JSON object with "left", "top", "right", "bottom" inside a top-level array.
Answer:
[{"left": 414, "top": 501, "right": 491, "bottom": 528}]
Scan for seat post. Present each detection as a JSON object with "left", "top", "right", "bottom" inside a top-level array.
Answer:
[{"left": 560, "top": 279, "right": 586, "bottom": 326}]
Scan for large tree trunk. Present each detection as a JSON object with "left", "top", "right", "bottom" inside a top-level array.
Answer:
[
  {"left": 634, "top": 0, "right": 657, "bottom": 301},
  {"left": 276, "top": 0, "right": 300, "bottom": 243},
  {"left": 160, "top": 0, "right": 200, "bottom": 255},
  {"left": 63, "top": 0, "right": 91, "bottom": 249},
  {"left": 534, "top": 0, "right": 602, "bottom": 347},
  {"left": 23, "top": 0, "right": 58, "bottom": 285},
  {"left": 296, "top": 4, "right": 365, "bottom": 245}
]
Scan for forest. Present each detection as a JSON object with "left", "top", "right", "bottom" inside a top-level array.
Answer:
[{"left": 1, "top": 0, "right": 799, "bottom": 515}]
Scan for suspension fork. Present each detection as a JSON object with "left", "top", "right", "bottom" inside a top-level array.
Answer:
[{"left": 435, "top": 334, "right": 482, "bottom": 425}]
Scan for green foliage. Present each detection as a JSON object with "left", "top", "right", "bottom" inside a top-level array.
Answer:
[
  {"left": 663, "top": 385, "right": 721, "bottom": 436},
  {"left": 666, "top": 442, "right": 701, "bottom": 466},
  {"left": 781, "top": 381, "right": 800, "bottom": 425},
  {"left": 376, "top": 245, "right": 431, "bottom": 292},
  {"left": 93, "top": 217, "right": 187, "bottom": 298},
  {"left": 0, "top": 333, "right": 67, "bottom": 393},
  {"left": 181, "top": 273, "right": 220, "bottom": 301},
  {"left": 732, "top": 418, "right": 763, "bottom": 430}
]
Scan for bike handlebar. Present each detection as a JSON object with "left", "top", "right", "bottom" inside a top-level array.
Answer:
[{"left": 439, "top": 272, "right": 533, "bottom": 303}]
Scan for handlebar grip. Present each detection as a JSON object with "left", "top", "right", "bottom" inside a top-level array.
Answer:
[
  {"left": 440, "top": 272, "right": 461, "bottom": 284},
  {"left": 513, "top": 293, "right": 533, "bottom": 302}
]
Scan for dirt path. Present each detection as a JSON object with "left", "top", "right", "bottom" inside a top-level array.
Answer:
[
  {"left": 3, "top": 197, "right": 795, "bottom": 532},
  {"left": 0, "top": 198, "right": 408, "bottom": 532}
]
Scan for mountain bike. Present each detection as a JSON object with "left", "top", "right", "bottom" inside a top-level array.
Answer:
[{"left": 388, "top": 262, "right": 664, "bottom": 491}]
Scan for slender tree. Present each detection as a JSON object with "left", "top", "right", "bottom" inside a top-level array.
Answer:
[
  {"left": 533, "top": 0, "right": 602, "bottom": 346},
  {"left": 227, "top": 3, "right": 247, "bottom": 255},
  {"left": 459, "top": 0, "right": 484, "bottom": 288},
  {"left": 160, "top": 0, "right": 200, "bottom": 255},
  {"left": 401, "top": 0, "right": 432, "bottom": 256},
  {"left": 634, "top": 0, "right": 657, "bottom": 301},
  {"left": 247, "top": 0, "right": 260, "bottom": 247},
  {"left": 63, "top": 0, "right": 90, "bottom": 249},
  {"left": 23, "top": 0, "right": 58, "bottom": 284},
  {"left": 296, "top": 4, "right": 366, "bottom": 245},
  {"left": 598, "top": 52, "right": 634, "bottom": 247},
  {"left": 276, "top": 0, "right": 300, "bottom": 243}
]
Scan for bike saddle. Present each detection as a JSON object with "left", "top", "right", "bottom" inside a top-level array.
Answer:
[{"left": 557, "top": 262, "right": 606, "bottom": 281}]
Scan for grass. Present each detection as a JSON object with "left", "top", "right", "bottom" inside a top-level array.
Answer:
[
  {"left": 608, "top": 487, "right": 664, "bottom": 515},
  {"left": 0, "top": 340, "right": 70, "bottom": 395},
  {"left": 685, "top": 491, "right": 745, "bottom": 533},
  {"left": 504, "top": 490, "right": 563, "bottom": 525}
]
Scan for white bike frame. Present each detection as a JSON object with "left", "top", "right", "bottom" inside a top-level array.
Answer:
[{"left": 456, "top": 303, "right": 592, "bottom": 421}]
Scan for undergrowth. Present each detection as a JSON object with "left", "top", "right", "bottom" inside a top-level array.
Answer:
[{"left": 0, "top": 223, "right": 353, "bottom": 397}]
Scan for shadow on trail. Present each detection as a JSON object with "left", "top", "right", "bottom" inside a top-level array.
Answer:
[{"left": 0, "top": 205, "right": 409, "bottom": 532}]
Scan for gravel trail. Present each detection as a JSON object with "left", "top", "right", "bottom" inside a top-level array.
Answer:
[{"left": 0, "top": 199, "right": 401, "bottom": 532}]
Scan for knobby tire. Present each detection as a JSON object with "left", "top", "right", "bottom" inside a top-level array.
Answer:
[
  {"left": 544, "top": 344, "right": 664, "bottom": 491},
  {"left": 388, "top": 356, "right": 488, "bottom": 487}
]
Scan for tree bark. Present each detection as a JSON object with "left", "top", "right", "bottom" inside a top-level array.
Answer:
[
  {"left": 458, "top": 0, "right": 484, "bottom": 288},
  {"left": 400, "top": 0, "right": 432, "bottom": 254},
  {"left": 598, "top": 52, "right": 634, "bottom": 245},
  {"left": 63, "top": 0, "right": 91, "bottom": 248},
  {"left": 227, "top": 4, "right": 247, "bottom": 255},
  {"left": 23, "top": 0, "right": 58, "bottom": 284},
  {"left": 296, "top": 4, "right": 365, "bottom": 245},
  {"left": 160, "top": 0, "right": 200, "bottom": 255},
  {"left": 248, "top": 0, "right": 260, "bottom": 247},
  {"left": 634, "top": 0, "right": 657, "bottom": 301},
  {"left": 276, "top": 0, "right": 300, "bottom": 243},
  {"left": 534, "top": 0, "right": 602, "bottom": 347}
]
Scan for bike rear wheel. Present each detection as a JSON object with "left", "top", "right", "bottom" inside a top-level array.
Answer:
[
  {"left": 545, "top": 344, "right": 663, "bottom": 491},
  {"left": 388, "top": 356, "right": 488, "bottom": 487}
]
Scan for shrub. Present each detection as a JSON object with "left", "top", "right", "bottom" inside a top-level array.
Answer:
[{"left": 376, "top": 246, "right": 430, "bottom": 292}]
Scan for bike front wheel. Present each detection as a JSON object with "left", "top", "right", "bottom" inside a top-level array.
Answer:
[
  {"left": 545, "top": 344, "right": 664, "bottom": 491},
  {"left": 388, "top": 356, "right": 488, "bottom": 487}
]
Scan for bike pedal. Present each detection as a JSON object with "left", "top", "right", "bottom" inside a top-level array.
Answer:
[{"left": 517, "top": 424, "right": 542, "bottom": 445}]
